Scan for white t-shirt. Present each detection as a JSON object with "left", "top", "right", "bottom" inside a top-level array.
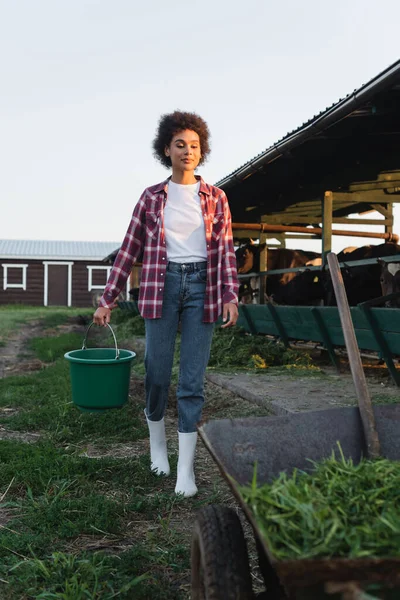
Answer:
[{"left": 164, "top": 180, "right": 207, "bottom": 262}]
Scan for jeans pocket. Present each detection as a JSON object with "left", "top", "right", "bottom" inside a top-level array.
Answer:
[{"left": 197, "top": 268, "right": 207, "bottom": 283}]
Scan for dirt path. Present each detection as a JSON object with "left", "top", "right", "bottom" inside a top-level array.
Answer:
[
  {"left": 0, "top": 318, "right": 89, "bottom": 379},
  {"left": 0, "top": 320, "right": 45, "bottom": 378},
  {"left": 0, "top": 318, "right": 86, "bottom": 443}
]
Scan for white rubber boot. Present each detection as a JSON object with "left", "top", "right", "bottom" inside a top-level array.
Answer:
[
  {"left": 145, "top": 411, "right": 170, "bottom": 476},
  {"left": 175, "top": 431, "right": 198, "bottom": 497}
]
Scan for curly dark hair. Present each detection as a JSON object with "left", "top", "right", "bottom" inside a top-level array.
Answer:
[{"left": 152, "top": 110, "right": 211, "bottom": 168}]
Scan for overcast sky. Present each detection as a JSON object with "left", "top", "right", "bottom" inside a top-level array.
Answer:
[{"left": 1, "top": 0, "right": 400, "bottom": 253}]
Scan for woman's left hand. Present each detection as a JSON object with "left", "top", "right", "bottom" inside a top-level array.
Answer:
[{"left": 221, "top": 302, "right": 238, "bottom": 328}]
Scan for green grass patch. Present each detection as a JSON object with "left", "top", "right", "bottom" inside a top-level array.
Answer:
[
  {"left": 1, "top": 543, "right": 188, "bottom": 600},
  {"left": 0, "top": 438, "right": 191, "bottom": 599},
  {"left": 0, "top": 306, "right": 92, "bottom": 339},
  {"left": 371, "top": 393, "right": 399, "bottom": 405},
  {"left": 0, "top": 440, "right": 145, "bottom": 497},
  {"left": 0, "top": 440, "right": 181, "bottom": 514},
  {"left": 1, "top": 535, "right": 189, "bottom": 599},
  {"left": 112, "top": 311, "right": 146, "bottom": 337},
  {"left": 0, "top": 361, "right": 146, "bottom": 445},
  {"left": 1, "top": 551, "right": 149, "bottom": 600},
  {"left": 28, "top": 333, "right": 85, "bottom": 362},
  {"left": 208, "top": 326, "right": 316, "bottom": 371},
  {"left": 40, "top": 310, "right": 91, "bottom": 329}
]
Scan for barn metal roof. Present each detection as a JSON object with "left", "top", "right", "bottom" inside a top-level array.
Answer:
[
  {"left": 215, "top": 58, "right": 400, "bottom": 226},
  {"left": 0, "top": 240, "right": 120, "bottom": 261},
  {"left": 217, "top": 59, "right": 400, "bottom": 189}
]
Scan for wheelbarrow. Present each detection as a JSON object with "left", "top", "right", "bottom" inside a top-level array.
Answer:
[
  {"left": 191, "top": 254, "right": 400, "bottom": 599},
  {"left": 193, "top": 404, "right": 400, "bottom": 599}
]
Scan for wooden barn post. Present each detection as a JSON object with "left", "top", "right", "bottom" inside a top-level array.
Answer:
[
  {"left": 322, "top": 191, "right": 333, "bottom": 265},
  {"left": 258, "top": 234, "right": 268, "bottom": 304},
  {"left": 385, "top": 203, "right": 393, "bottom": 237},
  {"left": 130, "top": 264, "right": 141, "bottom": 291}
]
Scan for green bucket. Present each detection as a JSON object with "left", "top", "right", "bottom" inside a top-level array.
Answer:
[{"left": 64, "top": 323, "right": 136, "bottom": 412}]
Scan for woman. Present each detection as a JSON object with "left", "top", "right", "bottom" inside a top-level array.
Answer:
[{"left": 93, "top": 110, "right": 239, "bottom": 497}]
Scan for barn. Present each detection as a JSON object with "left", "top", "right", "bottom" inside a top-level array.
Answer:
[
  {"left": 212, "top": 58, "right": 400, "bottom": 385},
  {"left": 217, "top": 59, "right": 400, "bottom": 262},
  {"left": 0, "top": 240, "right": 122, "bottom": 307}
]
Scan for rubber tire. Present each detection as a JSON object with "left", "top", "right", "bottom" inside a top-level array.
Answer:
[{"left": 191, "top": 504, "right": 254, "bottom": 600}]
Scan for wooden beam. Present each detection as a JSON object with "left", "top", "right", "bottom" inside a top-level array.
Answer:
[
  {"left": 232, "top": 222, "right": 398, "bottom": 242},
  {"left": 385, "top": 203, "right": 393, "bottom": 236},
  {"left": 349, "top": 182, "right": 400, "bottom": 193},
  {"left": 330, "top": 191, "right": 391, "bottom": 203},
  {"left": 370, "top": 204, "right": 392, "bottom": 217},
  {"left": 274, "top": 234, "right": 286, "bottom": 248},
  {"left": 265, "top": 216, "right": 322, "bottom": 224},
  {"left": 283, "top": 233, "right": 321, "bottom": 239},
  {"left": 277, "top": 201, "right": 323, "bottom": 209},
  {"left": 232, "top": 229, "right": 262, "bottom": 239},
  {"left": 349, "top": 171, "right": 400, "bottom": 192},
  {"left": 265, "top": 217, "right": 392, "bottom": 226},
  {"left": 322, "top": 191, "right": 333, "bottom": 266},
  {"left": 267, "top": 201, "right": 355, "bottom": 215},
  {"left": 266, "top": 193, "right": 389, "bottom": 210},
  {"left": 258, "top": 233, "right": 268, "bottom": 304},
  {"left": 332, "top": 218, "right": 393, "bottom": 226}
]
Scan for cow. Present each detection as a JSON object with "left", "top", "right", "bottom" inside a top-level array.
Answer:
[
  {"left": 269, "top": 244, "right": 400, "bottom": 307},
  {"left": 379, "top": 260, "right": 400, "bottom": 307},
  {"left": 235, "top": 241, "right": 320, "bottom": 303},
  {"left": 269, "top": 268, "right": 325, "bottom": 306},
  {"left": 324, "top": 243, "right": 400, "bottom": 306}
]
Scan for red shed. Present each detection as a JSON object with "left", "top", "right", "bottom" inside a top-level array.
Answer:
[{"left": 0, "top": 240, "right": 124, "bottom": 307}]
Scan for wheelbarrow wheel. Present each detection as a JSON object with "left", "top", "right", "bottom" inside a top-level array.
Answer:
[{"left": 191, "top": 504, "right": 254, "bottom": 600}]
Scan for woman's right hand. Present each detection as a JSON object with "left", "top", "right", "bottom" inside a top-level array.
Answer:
[{"left": 93, "top": 307, "right": 111, "bottom": 327}]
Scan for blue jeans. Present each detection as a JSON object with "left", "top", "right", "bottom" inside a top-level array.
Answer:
[{"left": 144, "top": 261, "right": 215, "bottom": 433}]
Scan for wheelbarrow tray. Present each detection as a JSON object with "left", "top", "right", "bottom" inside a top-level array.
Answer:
[{"left": 198, "top": 404, "right": 400, "bottom": 597}]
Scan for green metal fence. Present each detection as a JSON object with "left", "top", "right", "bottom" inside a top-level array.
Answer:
[{"left": 238, "top": 303, "right": 400, "bottom": 386}]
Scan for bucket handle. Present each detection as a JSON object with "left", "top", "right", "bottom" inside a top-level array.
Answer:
[{"left": 82, "top": 322, "right": 120, "bottom": 360}]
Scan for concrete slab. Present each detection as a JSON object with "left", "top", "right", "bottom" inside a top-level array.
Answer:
[{"left": 205, "top": 371, "right": 399, "bottom": 415}]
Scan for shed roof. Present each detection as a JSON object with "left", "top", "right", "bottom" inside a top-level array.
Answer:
[
  {"left": 0, "top": 240, "right": 119, "bottom": 261},
  {"left": 216, "top": 59, "right": 400, "bottom": 225}
]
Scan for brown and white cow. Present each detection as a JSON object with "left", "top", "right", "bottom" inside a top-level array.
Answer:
[{"left": 235, "top": 241, "right": 320, "bottom": 303}]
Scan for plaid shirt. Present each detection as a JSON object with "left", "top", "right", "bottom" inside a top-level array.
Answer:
[{"left": 99, "top": 176, "right": 239, "bottom": 323}]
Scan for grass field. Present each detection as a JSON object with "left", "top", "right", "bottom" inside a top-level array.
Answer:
[
  {"left": 1, "top": 305, "right": 397, "bottom": 599},
  {"left": 0, "top": 306, "right": 277, "bottom": 599}
]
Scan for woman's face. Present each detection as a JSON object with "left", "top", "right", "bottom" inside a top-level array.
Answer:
[{"left": 165, "top": 129, "right": 201, "bottom": 172}]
